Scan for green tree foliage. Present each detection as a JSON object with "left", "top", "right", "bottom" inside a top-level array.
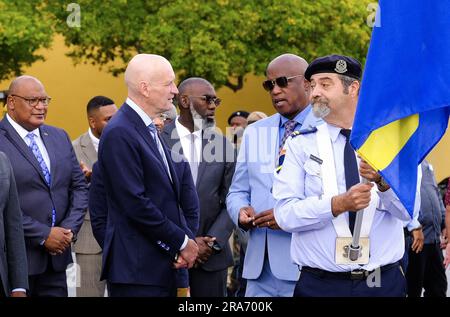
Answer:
[
  {"left": 48, "top": 0, "right": 374, "bottom": 91},
  {"left": 0, "top": 0, "right": 54, "bottom": 81}
]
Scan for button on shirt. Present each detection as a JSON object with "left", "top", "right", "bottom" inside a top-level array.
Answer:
[
  {"left": 273, "top": 122, "right": 418, "bottom": 272},
  {"left": 6, "top": 114, "right": 51, "bottom": 170}
]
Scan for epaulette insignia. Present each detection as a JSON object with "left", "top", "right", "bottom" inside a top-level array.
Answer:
[{"left": 291, "top": 126, "right": 318, "bottom": 138}]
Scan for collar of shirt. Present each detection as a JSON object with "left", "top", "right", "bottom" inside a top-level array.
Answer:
[
  {"left": 126, "top": 97, "right": 154, "bottom": 127},
  {"left": 88, "top": 128, "right": 100, "bottom": 153},
  {"left": 326, "top": 123, "right": 347, "bottom": 143},
  {"left": 6, "top": 113, "right": 41, "bottom": 141},
  {"left": 279, "top": 104, "right": 312, "bottom": 128},
  {"left": 175, "top": 118, "right": 202, "bottom": 139}
]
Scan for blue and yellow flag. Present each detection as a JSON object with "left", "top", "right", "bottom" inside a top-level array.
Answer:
[{"left": 350, "top": 0, "right": 450, "bottom": 216}]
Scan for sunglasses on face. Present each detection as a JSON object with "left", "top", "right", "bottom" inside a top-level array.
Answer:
[
  {"left": 262, "top": 74, "right": 304, "bottom": 91},
  {"left": 188, "top": 95, "right": 221, "bottom": 106}
]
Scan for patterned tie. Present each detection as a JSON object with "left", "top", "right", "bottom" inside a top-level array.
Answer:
[
  {"left": 279, "top": 120, "right": 297, "bottom": 153},
  {"left": 26, "top": 132, "right": 51, "bottom": 186},
  {"left": 340, "top": 129, "right": 360, "bottom": 234},
  {"left": 148, "top": 123, "right": 172, "bottom": 181},
  {"left": 189, "top": 133, "right": 198, "bottom": 184}
]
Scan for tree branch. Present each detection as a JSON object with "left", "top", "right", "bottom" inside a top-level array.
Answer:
[{"left": 225, "top": 75, "right": 244, "bottom": 92}]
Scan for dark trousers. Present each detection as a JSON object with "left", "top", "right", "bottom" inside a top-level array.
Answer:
[
  {"left": 294, "top": 263, "right": 406, "bottom": 297},
  {"left": 406, "top": 243, "right": 447, "bottom": 297},
  {"left": 28, "top": 260, "right": 68, "bottom": 297},
  {"left": 189, "top": 267, "right": 228, "bottom": 297},
  {"left": 108, "top": 282, "right": 177, "bottom": 297}
]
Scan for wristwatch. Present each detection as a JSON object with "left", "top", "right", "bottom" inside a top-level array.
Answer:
[{"left": 375, "top": 176, "right": 389, "bottom": 191}]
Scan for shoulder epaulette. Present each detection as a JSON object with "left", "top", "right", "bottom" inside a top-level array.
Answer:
[{"left": 291, "top": 126, "right": 318, "bottom": 138}]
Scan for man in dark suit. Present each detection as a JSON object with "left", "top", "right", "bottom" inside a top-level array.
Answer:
[
  {"left": 0, "top": 152, "right": 28, "bottom": 297},
  {"left": 72, "top": 96, "right": 117, "bottom": 297},
  {"left": 0, "top": 75, "right": 88, "bottom": 296},
  {"left": 95, "top": 54, "right": 199, "bottom": 297},
  {"left": 161, "top": 77, "right": 236, "bottom": 297}
]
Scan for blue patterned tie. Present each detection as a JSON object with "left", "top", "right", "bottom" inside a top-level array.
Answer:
[
  {"left": 340, "top": 129, "right": 359, "bottom": 234},
  {"left": 26, "top": 132, "right": 51, "bottom": 186},
  {"left": 279, "top": 120, "right": 297, "bottom": 153},
  {"left": 148, "top": 123, "right": 172, "bottom": 181}
]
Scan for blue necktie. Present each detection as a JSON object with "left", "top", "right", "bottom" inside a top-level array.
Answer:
[
  {"left": 148, "top": 123, "right": 172, "bottom": 181},
  {"left": 279, "top": 120, "right": 297, "bottom": 153},
  {"left": 340, "top": 129, "right": 359, "bottom": 234},
  {"left": 26, "top": 132, "right": 51, "bottom": 186}
]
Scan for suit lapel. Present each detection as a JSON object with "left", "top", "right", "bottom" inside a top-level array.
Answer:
[
  {"left": 80, "top": 132, "right": 98, "bottom": 167},
  {"left": 196, "top": 131, "right": 210, "bottom": 188},
  {"left": 40, "top": 126, "right": 57, "bottom": 186},
  {"left": 0, "top": 118, "right": 49, "bottom": 186}
]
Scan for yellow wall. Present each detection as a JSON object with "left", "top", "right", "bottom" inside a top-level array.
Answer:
[{"left": 1, "top": 35, "right": 449, "bottom": 182}]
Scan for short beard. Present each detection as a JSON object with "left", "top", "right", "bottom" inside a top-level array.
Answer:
[
  {"left": 312, "top": 101, "right": 331, "bottom": 119},
  {"left": 190, "top": 105, "right": 215, "bottom": 131}
]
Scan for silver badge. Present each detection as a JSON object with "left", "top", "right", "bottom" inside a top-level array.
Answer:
[{"left": 335, "top": 60, "right": 348, "bottom": 74}]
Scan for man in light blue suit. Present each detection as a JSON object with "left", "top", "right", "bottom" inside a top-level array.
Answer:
[{"left": 226, "top": 54, "right": 322, "bottom": 297}]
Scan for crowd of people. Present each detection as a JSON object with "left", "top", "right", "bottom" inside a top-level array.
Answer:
[{"left": 0, "top": 52, "right": 448, "bottom": 297}]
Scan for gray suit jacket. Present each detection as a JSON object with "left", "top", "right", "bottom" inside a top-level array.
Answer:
[
  {"left": 72, "top": 132, "right": 102, "bottom": 254},
  {"left": 0, "top": 152, "right": 28, "bottom": 295},
  {"left": 161, "top": 122, "right": 236, "bottom": 272}
]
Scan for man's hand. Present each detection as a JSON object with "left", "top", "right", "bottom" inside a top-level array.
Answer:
[
  {"left": 179, "top": 239, "right": 199, "bottom": 269},
  {"left": 252, "top": 209, "right": 281, "bottom": 230},
  {"left": 79, "top": 161, "right": 92, "bottom": 182},
  {"left": 238, "top": 206, "right": 256, "bottom": 230},
  {"left": 441, "top": 229, "right": 448, "bottom": 249},
  {"left": 331, "top": 183, "right": 373, "bottom": 217},
  {"left": 410, "top": 227, "right": 424, "bottom": 253},
  {"left": 44, "top": 227, "right": 73, "bottom": 255},
  {"left": 10, "top": 291, "right": 27, "bottom": 297},
  {"left": 194, "top": 236, "right": 215, "bottom": 265},
  {"left": 359, "top": 160, "right": 390, "bottom": 191}
]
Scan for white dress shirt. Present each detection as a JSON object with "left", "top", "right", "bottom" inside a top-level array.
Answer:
[
  {"left": 88, "top": 128, "right": 100, "bottom": 153},
  {"left": 273, "top": 122, "right": 420, "bottom": 272},
  {"left": 174, "top": 118, "right": 202, "bottom": 164}
]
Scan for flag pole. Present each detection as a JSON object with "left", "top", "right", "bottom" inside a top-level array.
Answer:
[{"left": 348, "top": 178, "right": 368, "bottom": 261}]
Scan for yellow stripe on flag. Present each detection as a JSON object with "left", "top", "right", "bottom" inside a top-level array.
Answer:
[{"left": 357, "top": 114, "right": 419, "bottom": 171}]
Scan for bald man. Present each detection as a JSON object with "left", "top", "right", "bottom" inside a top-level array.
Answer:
[
  {"left": 91, "top": 54, "right": 199, "bottom": 297},
  {"left": 0, "top": 76, "right": 88, "bottom": 296},
  {"left": 161, "top": 77, "right": 235, "bottom": 297},
  {"left": 226, "top": 54, "right": 322, "bottom": 296}
]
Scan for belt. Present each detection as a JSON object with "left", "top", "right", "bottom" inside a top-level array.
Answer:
[{"left": 301, "top": 261, "right": 400, "bottom": 280}]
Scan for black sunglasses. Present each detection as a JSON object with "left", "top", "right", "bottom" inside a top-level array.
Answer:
[
  {"left": 262, "top": 74, "right": 303, "bottom": 91},
  {"left": 188, "top": 95, "right": 221, "bottom": 106}
]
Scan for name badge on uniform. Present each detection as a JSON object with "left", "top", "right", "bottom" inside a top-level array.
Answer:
[{"left": 335, "top": 237, "right": 370, "bottom": 265}]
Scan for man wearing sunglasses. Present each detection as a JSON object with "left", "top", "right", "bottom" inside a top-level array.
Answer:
[
  {"left": 161, "top": 77, "right": 236, "bottom": 297},
  {"left": 226, "top": 54, "right": 322, "bottom": 297}
]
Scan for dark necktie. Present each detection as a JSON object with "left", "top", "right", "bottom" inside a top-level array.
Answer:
[
  {"left": 279, "top": 120, "right": 297, "bottom": 153},
  {"left": 340, "top": 129, "right": 359, "bottom": 234},
  {"left": 148, "top": 123, "right": 172, "bottom": 181}
]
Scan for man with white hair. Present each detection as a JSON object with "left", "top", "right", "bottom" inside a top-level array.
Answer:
[{"left": 93, "top": 54, "right": 199, "bottom": 297}]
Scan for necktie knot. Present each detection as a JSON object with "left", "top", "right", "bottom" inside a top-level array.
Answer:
[
  {"left": 340, "top": 128, "right": 352, "bottom": 139},
  {"left": 26, "top": 132, "right": 35, "bottom": 140},
  {"left": 148, "top": 123, "right": 157, "bottom": 134},
  {"left": 284, "top": 120, "right": 297, "bottom": 132}
]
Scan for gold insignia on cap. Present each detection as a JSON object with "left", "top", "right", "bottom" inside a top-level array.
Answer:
[{"left": 335, "top": 60, "right": 348, "bottom": 74}]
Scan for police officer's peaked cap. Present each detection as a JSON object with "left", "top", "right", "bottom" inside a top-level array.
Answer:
[
  {"left": 228, "top": 111, "right": 250, "bottom": 125},
  {"left": 305, "top": 55, "right": 362, "bottom": 81}
]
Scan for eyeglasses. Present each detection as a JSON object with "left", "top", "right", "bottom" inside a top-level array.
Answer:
[
  {"left": 10, "top": 94, "right": 52, "bottom": 107},
  {"left": 262, "top": 75, "right": 304, "bottom": 91},
  {"left": 188, "top": 95, "right": 221, "bottom": 106}
]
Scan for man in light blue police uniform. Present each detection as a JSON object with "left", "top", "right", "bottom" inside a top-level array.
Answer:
[
  {"left": 273, "top": 55, "right": 419, "bottom": 297},
  {"left": 226, "top": 54, "right": 321, "bottom": 297}
]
